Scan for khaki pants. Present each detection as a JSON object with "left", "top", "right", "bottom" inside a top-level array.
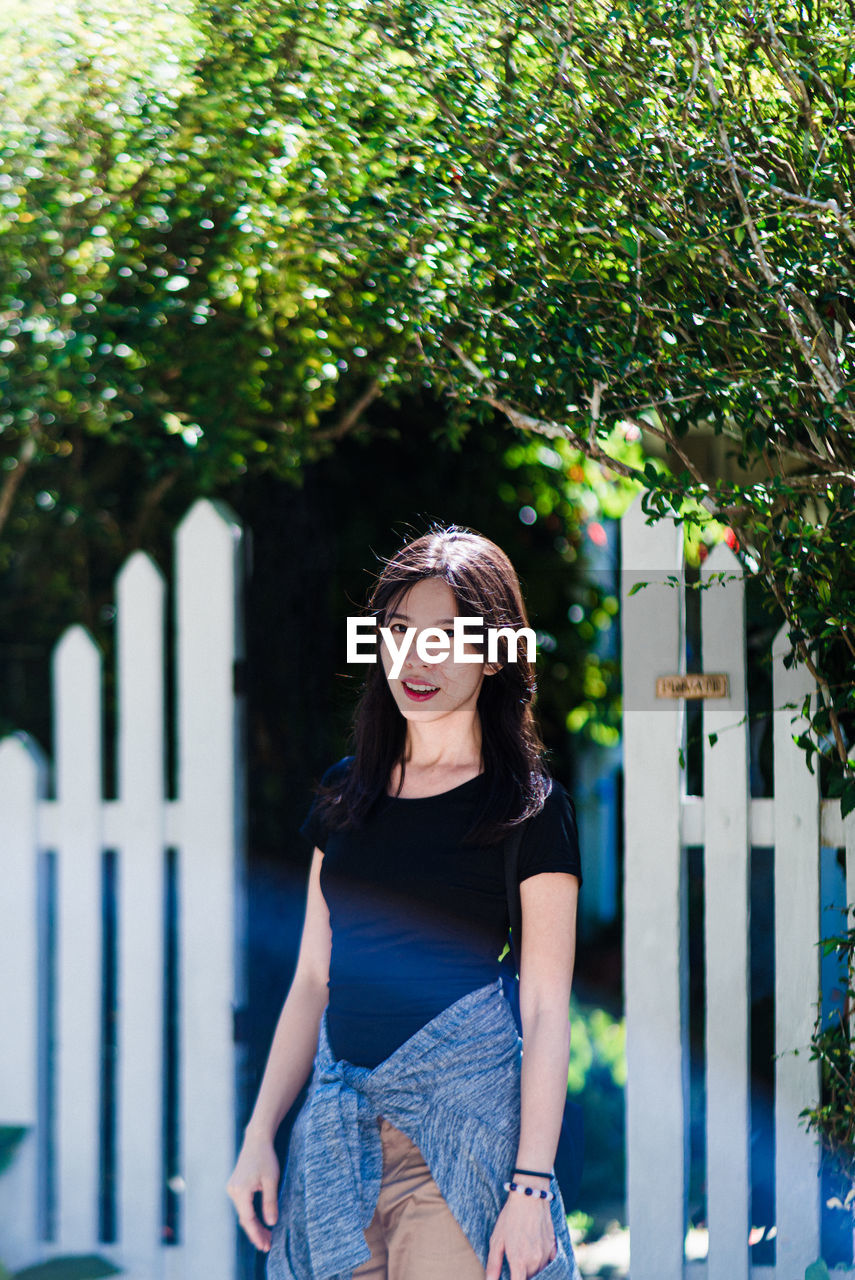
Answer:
[{"left": 352, "top": 1117, "right": 486, "bottom": 1280}]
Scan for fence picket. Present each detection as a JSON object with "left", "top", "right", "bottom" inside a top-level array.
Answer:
[
  {"left": 621, "top": 496, "right": 689, "bottom": 1280},
  {"left": 772, "top": 620, "right": 821, "bottom": 1276},
  {"left": 0, "top": 734, "right": 45, "bottom": 1269},
  {"left": 116, "top": 552, "right": 167, "bottom": 1277},
  {"left": 701, "top": 542, "right": 751, "bottom": 1280},
  {"left": 175, "top": 499, "right": 246, "bottom": 1279},
  {"left": 53, "top": 625, "right": 103, "bottom": 1251}
]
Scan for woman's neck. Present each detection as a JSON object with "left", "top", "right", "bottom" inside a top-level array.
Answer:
[{"left": 401, "top": 712, "right": 483, "bottom": 772}]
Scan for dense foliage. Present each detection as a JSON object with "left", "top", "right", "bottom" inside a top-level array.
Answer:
[
  {"left": 1, "top": 0, "right": 852, "bottom": 804},
  {"left": 803, "top": 917, "right": 855, "bottom": 1193}
]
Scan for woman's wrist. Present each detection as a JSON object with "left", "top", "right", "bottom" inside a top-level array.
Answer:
[
  {"left": 506, "top": 1164, "right": 553, "bottom": 1201},
  {"left": 244, "top": 1115, "right": 277, "bottom": 1143},
  {"left": 504, "top": 1179, "right": 555, "bottom": 1203}
]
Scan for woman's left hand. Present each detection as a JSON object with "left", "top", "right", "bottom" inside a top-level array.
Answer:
[{"left": 485, "top": 1193, "right": 557, "bottom": 1280}]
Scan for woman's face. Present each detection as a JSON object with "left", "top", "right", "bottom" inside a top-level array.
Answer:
[{"left": 380, "top": 577, "right": 495, "bottom": 724}]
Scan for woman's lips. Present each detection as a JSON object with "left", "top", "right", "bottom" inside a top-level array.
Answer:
[{"left": 401, "top": 679, "right": 440, "bottom": 702}]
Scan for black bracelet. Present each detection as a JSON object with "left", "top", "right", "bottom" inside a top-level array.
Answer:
[{"left": 512, "top": 1167, "right": 552, "bottom": 1181}]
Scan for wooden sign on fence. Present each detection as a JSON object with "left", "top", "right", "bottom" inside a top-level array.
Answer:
[{"left": 655, "top": 673, "right": 730, "bottom": 699}]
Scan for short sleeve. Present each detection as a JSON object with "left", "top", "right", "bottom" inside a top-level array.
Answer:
[
  {"left": 517, "top": 779, "right": 583, "bottom": 887},
  {"left": 298, "top": 756, "right": 353, "bottom": 852}
]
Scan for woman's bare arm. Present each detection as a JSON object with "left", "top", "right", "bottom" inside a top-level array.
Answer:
[
  {"left": 486, "top": 870, "right": 579, "bottom": 1280},
  {"left": 227, "top": 847, "right": 331, "bottom": 1252},
  {"left": 243, "top": 846, "right": 332, "bottom": 1140},
  {"left": 515, "top": 870, "right": 579, "bottom": 1172}
]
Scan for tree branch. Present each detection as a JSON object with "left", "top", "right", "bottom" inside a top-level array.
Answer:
[
  {"left": 691, "top": 34, "right": 855, "bottom": 446},
  {"left": 0, "top": 435, "right": 37, "bottom": 539},
  {"left": 313, "top": 378, "right": 382, "bottom": 441},
  {"left": 764, "top": 565, "right": 851, "bottom": 765}
]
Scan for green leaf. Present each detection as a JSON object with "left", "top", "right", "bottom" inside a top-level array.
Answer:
[{"left": 842, "top": 782, "right": 855, "bottom": 823}]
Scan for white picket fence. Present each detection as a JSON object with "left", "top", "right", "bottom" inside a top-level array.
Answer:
[
  {"left": 0, "top": 499, "right": 247, "bottom": 1279},
  {"left": 2, "top": 488, "right": 852, "bottom": 1280},
  {"left": 621, "top": 494, "right": 855, "bottom": 1280}
]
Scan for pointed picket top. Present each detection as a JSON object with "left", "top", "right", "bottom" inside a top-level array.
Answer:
[
  {"left": 621, "top": 489, "right": 685, "bottom": 573},
  {"left": 53, "top": 621, "right": 101, "bottom": 671},
  {"left": 116, "top": 548, "right": 166, "bottom": 597},
  {"left": 703, "top": 535, "right": 742, "bottom": 575},
  {"left": 0, "top": 729, "right": 49, "bottom": 795},
  {"left": 176, "top": 496, "right": 242, "bottom": 552}
]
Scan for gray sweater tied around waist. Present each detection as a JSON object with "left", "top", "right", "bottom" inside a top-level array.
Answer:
[{"left": 266, "top": 979, "right": 580, "bottom": 1280}]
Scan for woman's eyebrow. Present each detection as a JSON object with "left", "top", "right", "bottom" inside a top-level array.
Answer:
[{"left": 386, "top": 611, "right": 456, "bottom": 625}]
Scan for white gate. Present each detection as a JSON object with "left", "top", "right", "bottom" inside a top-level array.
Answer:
[
  {"left": 621, "top": 494, "right": 855, "bottom": 1280},
  {"left": 0, "top": 499, "right": 247, "bottom": 1280}
]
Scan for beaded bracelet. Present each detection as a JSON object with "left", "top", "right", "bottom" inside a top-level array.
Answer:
[{"left": 503, "top": 1181, "right": 555, "bottom": 1202}]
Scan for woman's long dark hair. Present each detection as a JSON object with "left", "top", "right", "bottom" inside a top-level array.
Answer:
[{"left": 311, "top": 523, "right": 552, "bottom": 844}]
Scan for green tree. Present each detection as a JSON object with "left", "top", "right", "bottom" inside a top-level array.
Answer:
[
  {"left": 264, "top": 0, "right": 853, "bottom": 803},
  {"left": 1, "top": 0, "right": 852, "bottom": 805}
]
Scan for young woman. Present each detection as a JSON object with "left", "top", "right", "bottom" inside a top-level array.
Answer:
[{"left": 227, "top": 525, "right": 583, "bottom": 1280}]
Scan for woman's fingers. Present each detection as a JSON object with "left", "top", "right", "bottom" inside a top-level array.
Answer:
[
  {"left": 242, "top": 1210, "right": 268, "bottom": 1252},
  {"left": 226, "top": 1138, "right": 280, "bottom": 1253},
  {"left": 228, "top": 1184, "right": 259, "bottom": 1245},
  {"left": 227, "top": 1174, "right": 276, "bottom": 1251},
  {"left": 261, "top": 1175, "right": 279, "bottom": 1229},
  {"left": 485, "top": 1232, "right": 505, "bottom": 1280}
]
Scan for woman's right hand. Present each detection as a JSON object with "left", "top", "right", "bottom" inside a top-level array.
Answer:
[{"left": 226, "top": 1130, "right": 281, "bottom": 1253}]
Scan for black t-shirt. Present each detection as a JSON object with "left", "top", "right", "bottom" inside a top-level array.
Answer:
[{"left": 299, "top": 756, "right": 583, "bottom": 1068}]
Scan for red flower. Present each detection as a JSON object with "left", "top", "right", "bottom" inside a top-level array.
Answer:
[{"left": 724, "top": 528, "right": 739, "bottom": 551}]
